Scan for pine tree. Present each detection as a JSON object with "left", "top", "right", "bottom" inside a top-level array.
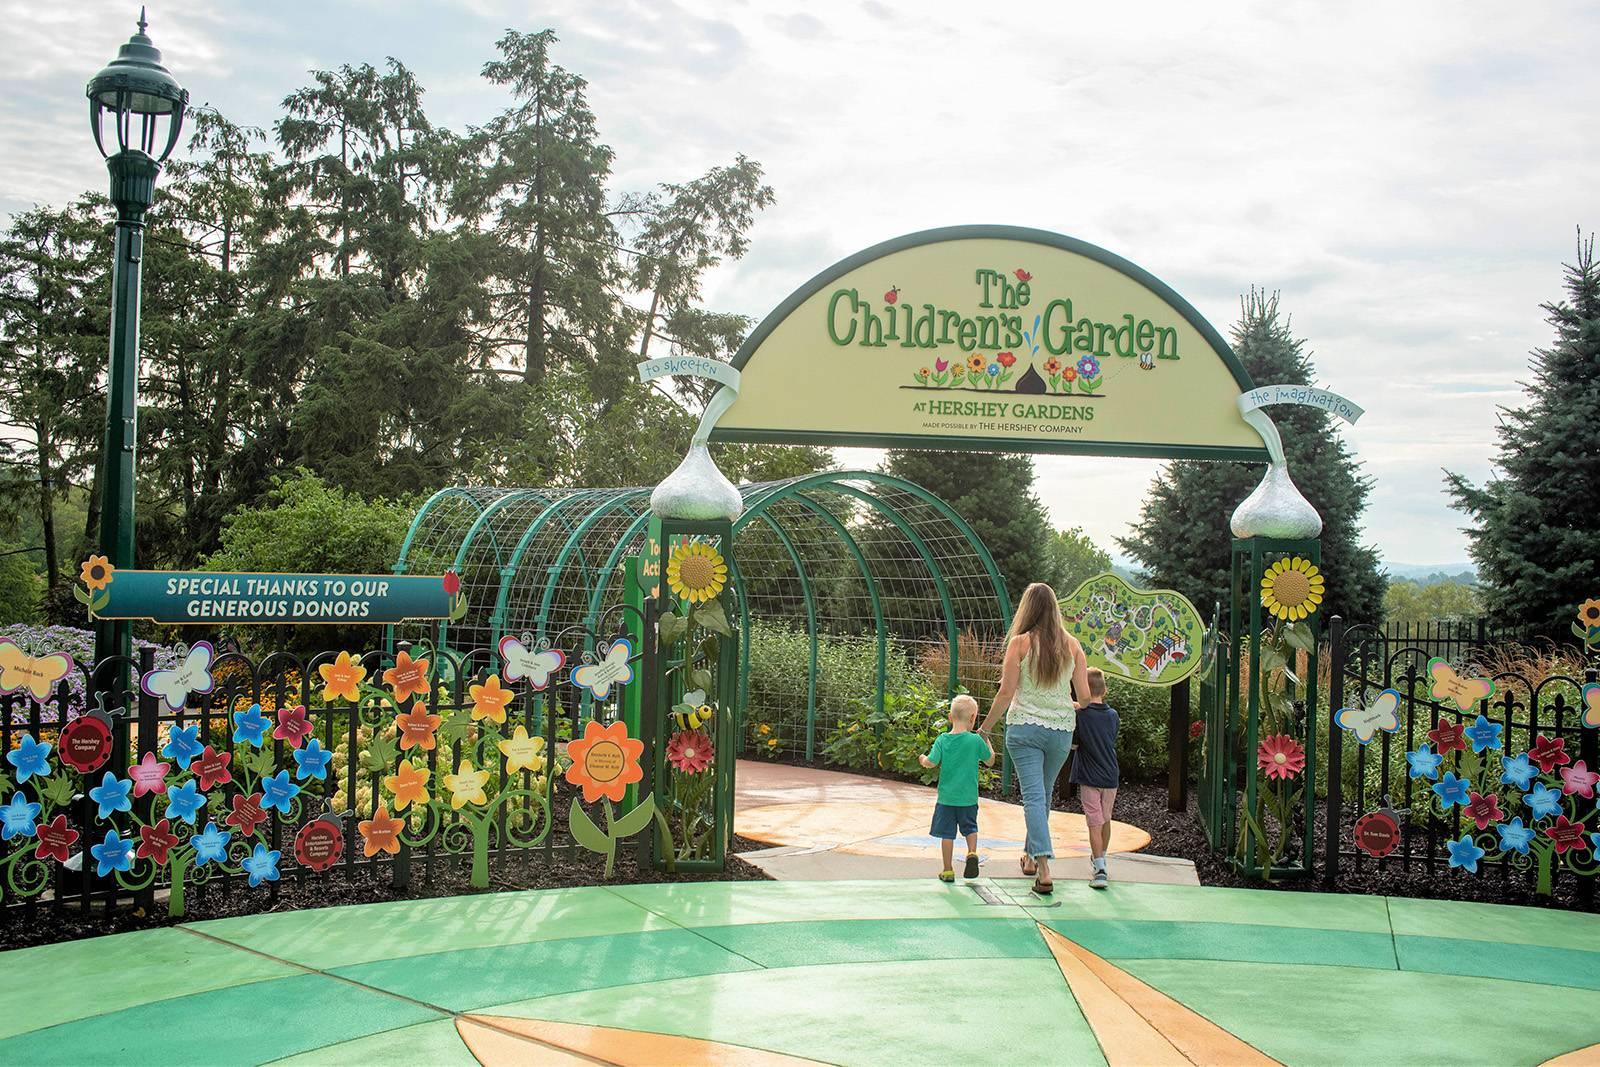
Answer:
[
  {"left": 1447, "top": 233, "right": 1600, "bottom": 638},
  {"left": 1119, "top": 290, "right": 1383, "bottom": 624},
  {"left": 881, "top": 449, "right": 1055, "bottom": 606}
]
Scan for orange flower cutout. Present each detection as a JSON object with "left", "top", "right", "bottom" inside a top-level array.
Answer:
[
  {"left": 469, "top": 674, "right": 515, "bottom": 724},
  {"left": 384, "top": 650, "right": 432, "bottom": 704},
  {"left": 318, "top": 651, "right": 367, "bottom": 703},
  {"left": 395, "top": 706, "right": 442, "bottom": 752},
  {"left": 79, "top": 555, "right": 115, "bottom": 591},
  {"left": 564, "top": 719, "right": 644, "bottom": 804},
  {"left": 359, "top": 804, "right": 404, "bottom": 857},
  {"left": 383, "top": 760, "right": 431, "bottom": 810}
]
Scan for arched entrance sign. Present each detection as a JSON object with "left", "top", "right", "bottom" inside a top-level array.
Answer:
[{"left": 710, "top": 225, "right": 1269, "bottom": 461}]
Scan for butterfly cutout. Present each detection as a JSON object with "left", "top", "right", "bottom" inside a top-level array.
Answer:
[
  {"left": 1427, "top": 657, "right": 1495, "bottom": 712},
  {"left": 1334, "top": 689, "right": 1401, "bottom": 744},
  {"left": 572, "top": 639, "right": 634, "bottom": 702},
  {"left": 499, "top": 635, "right": 566, "bottom": 691},
  {"left": 1583, "top": 683, "right": 1600, "bottom": 730},
  {"left": 140, "top": 642, "right": 216, "bottom": 712},
  {"left": 0, "top": 639, "right": 74, "bottom": 701}
]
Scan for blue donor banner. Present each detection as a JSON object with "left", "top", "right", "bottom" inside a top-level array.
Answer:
[{"left": 94, "top": 571, "right": 457, "bottom": 625}]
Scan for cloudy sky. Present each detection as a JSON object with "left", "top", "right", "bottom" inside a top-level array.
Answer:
[{"left": 10, "top": 1, "right": 1597, "bottom": 570}]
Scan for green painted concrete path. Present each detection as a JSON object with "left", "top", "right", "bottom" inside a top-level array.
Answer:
[{"left": 3, "top": 880, "right": 1599, "bottom": 1065}]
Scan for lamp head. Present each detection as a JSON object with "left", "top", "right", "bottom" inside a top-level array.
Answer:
[{"left": 86, "top": 8, "right": 188, "bottom": 161}]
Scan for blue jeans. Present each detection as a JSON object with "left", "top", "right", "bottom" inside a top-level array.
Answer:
[{"left": 1006, "top": 722, "right": 1074, "bottom": 859}]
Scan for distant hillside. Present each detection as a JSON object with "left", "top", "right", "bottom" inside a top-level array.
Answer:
[{"left": 1385, "top": 563, "right": 1478, "bottom": 586}]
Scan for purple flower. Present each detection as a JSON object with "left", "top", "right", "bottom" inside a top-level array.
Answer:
[{"left": 1076, "top": 356, "right": 1101, "bottom": 378}]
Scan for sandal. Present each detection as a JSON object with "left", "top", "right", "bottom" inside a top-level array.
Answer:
[
  {"left": 1032, "top": 879, "right": 1054, "bottom": 895},
  {"left": 1019, "top": 856, "right": 1037, "bottom": 878}
]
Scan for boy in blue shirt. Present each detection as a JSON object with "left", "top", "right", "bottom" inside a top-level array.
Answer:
[
  {"left": 919, "top": 694, "right": 995, "bottom": 882},
  {"left": 1069, "top": 668, "right": 1120, "bottom": 889}
]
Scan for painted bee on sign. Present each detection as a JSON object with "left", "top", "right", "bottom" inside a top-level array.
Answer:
[
  {"left": 1138, "top": 350, "right": 1156, "bottom": 370},
  {"left": 672, "top": 703, "right": 715, "bottom": 731}
]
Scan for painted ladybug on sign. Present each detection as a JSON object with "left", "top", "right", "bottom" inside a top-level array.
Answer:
[
  {"left": 1353, "top": 808, "right": 1400, "bottom": 858},
  {"left": 293, "top": 816, "right": 345, "bottom": 872}
]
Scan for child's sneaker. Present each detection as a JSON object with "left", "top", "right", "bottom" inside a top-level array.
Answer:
[
  {"left": 1090, "top": 865, "right": 1108, "bottom": 890},
  {"left": 939, "top": 869, "right": 955, "bottom": 883},
  {"left": 963, "top": 853, "right": 980, "bottom": 879}
]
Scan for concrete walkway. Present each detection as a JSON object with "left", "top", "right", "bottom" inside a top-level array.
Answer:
[{"left": 734, "top": 760, "right": 1199, "bottom": 885}]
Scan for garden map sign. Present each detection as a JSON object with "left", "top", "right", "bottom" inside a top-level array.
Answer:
[
  {"left": 88, "top": 569, "right": 460, "bottom": 625},
  {"left": 709, "top": 225, "right": 1272, "bottom": 461},
  {"left": 1060, "top": 573, "right": 1205, "bottom": 688}
]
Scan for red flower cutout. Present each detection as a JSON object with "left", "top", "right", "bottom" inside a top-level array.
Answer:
[
  {"left": 1464, "top": 790, "right": 1503, "bottom": 831},
  {"left": 1257, "top": 734, "right": 1306, "bottom": 780},
  {"left": 34, "top": 814, "right": 78, "bottom": 863},
  {"left": 1528, "top": 734, "right": 1571, "bottom": 774},
  {"left": 996, "top": 351, "right": 1017, "bottom": 368},
  {"left": 1426, "top": 718, "right": 1467, "bottom": 756},
  {"left": 191, "top": 746, "right": 233, "bottom": 791},
  {"left": 273, "top": 705, "right": 314, "bottom": 749},
  {"left": 1544, "top": 814, "right": 1589, "bottom": 855},
  {"left": 226, "top": 793, "right": 269, "bottom": 836},
  {"left": 137, "top": 818, "right": 180, "bottom": 865},
  {"left": 1189, "top": 720, "right": 1205, "bottom": 740},
  {"left": 443, "top": 570, "right": 461, "bottom": 597}
]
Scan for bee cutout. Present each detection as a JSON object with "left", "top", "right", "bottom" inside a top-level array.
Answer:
[{"left": 672, "top": 704, "right": 715, "bottom": 731}]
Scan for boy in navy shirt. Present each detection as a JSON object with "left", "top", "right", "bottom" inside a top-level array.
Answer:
[
  {"left": 1069, "top": 668, "right": 1120, "bottom": 889},
  {"left": 919, "top": 694, "right": 995, "bottom": 882}
]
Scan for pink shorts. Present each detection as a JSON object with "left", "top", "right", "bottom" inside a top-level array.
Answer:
[{"left": 1080, "top": 786, "right": 1117, "bottom": 827}]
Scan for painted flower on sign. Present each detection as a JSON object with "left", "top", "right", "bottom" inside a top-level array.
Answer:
[
  {"left": 1077, "top": 356, "right": 1101, "bottom": 378},
  {"left": 966, "top": 354, "right": 986, "bottom": 373},
  {"left": 136, "top": 819, "right": 179, "bottom": 864},
  {"left": 1561, "top": 761, "right": 1600, "bottom": 798},
  {"left": 318, "top": 651, "right": 367, "bottom": 703},
  {"left": 1259, "top": 557, "right": 1325, "bottom": 622},
  {"left": 34, "top": 814, "right": 77, "bottom": 863},
  {"left": 667, "top": 729, "right": 714, "bottom": 775},
  {"left": 1463, "top": 715, "right": 1503, "bottom": 754},
  {"left": 89, "top": 771, "right": 133, "bottom": 819},
  {"left": 1464, "top": 790, "right": 1503, "bottom": 831},
  {"left": 273, "top": 705, "right": 314, "bottom": 749},
  {"left": 1498, "top": 817, "right": 1536, "bottom": 856},
  {"left": 6, "top": 734, "right": 52, "bottom": 784},
  {"left": 1431, "top": 772, "right": 1471, "bottom": 809},
  {"left": 1426, "top": 718, "right": 1467, "bottom": 756},
  {"left": 232, "top": 703, "right": 270, "bottom": 747},
  {"left": 161, "top": 724, "right": 204, "bottom": 770},
  {"left": 1446, "top": 834, "right": 1486, "bottom": 874},
  {"left": 565, "top": 720, "right": 645, "bottom": 804},
  {"left": 242, "top": 842, "right": 281, "bottom": 887},
  {"left": 1500, "top": 752, "right": 1537, "bottom": 791},
  {"left": 383, "top": 761, "right": 431, "bottom": 811},
  {"left": 997, "top": 351, "right": 1017, "bottom": 368},
  {"left": 91, "top": 829, "right": 134, "bottom": 877},
  {"left": 1256, "top": 734, "right": 1305, "bottom": 780},
  {"left": 0, "top": 793, "right": 40, "bottom": 841},
  {"left": 358, "top": 805, "right": 404, "bottom": 857},
  {"left": 395, "top": 706, "right": 442, "bottom": 752},
  {"left": 1528, "top": 734, "right": 1570, "bottom": 774},
  {"left": 1544, "top": 815, "right": 1588, "bottom": 855}
]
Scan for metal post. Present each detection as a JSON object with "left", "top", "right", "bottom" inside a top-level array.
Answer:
[
  {"left": 1167, "top": 677, "right": 1191, "bottom": 812},
  {"left": 1325, "top": 615, "right": 1346, "bottom": 884}
]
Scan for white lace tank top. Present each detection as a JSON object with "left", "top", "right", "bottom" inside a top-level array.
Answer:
[{"left": 1007, "top": 643, "right": 1077, "bottom": 732}]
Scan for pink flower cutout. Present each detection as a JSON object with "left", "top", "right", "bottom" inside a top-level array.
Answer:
[
  {"left": 666, "top": 729, "right": 714, "bottom": 775},
  {"left": 1560, "top": 760, "right": 1599, "bottom": 799},
  {"left": 127, "top": 752, "right": 171, "bottom": 797}
]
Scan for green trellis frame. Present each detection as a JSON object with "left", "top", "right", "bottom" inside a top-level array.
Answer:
[{"left": 393, "top": 471, "right": 1013, "bottom": 764}]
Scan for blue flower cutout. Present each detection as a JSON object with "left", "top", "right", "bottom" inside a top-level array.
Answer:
[
  {"left": 1464, "top": 715, "right": 1503, "bottom": 754},
  {"left": 259, "top": 770, "right": 300, "bottom": 814},
  {"left": 91, "top": 829, "right": 134, "bottom": 877},
  {"left": 1446, "top": 834, "right": 1486, "bottom": 874},
  {"left": 191, "top": 821, "right": 232, "bottom": 866},
  {"left": 232, "top": 703, "right": 270, "bottom": 747},
  {"left": 0, "top": 793, "right": 41, "bottom": 841},
  {"left": 6, "top": 734, "right": 52, "bottom": 784},
  {"left": 241, "top": 842, "right": 281, "bottom": 888},
  {"left": 1591, "top": 833, "right": 1600, "bottom": 855},
  {"left": 165, "top": 780, "right": 207, "bottom": 825},
  {"left": 1525, "top": 783, "right": 1563, "bottom": 820},
  {"left": 1077, "top": 356, "right": 1101, "bottom": 378},
  {"left": 1432, "top": 772, "right": 1471, "bottom": 808},
  {"left": 292, "top": 738, "right": 332, "bottom": 782},
  {"left": 1406, "top": 744, "right": 1443, "bottom": 781},
  {"left": 161, "top": 723, "right": 205, "bottom": 770},
  {"left": 1497, "top": 817, "right": 1535, "bottom": 856},
  {"left": 1500, "top": 753, "right": 1537, "bottom": 791},
  {"left": 89, "top": 771, "right": 133, "bottom": 819}
]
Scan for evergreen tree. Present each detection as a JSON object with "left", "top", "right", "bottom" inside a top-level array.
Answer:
[
  {"left": 1446, "top": 234, "right": 1600, "bottom": 638},
  {"left": 1119, "top": 290, "right": 1383, "bottom": 624},
  {"left": 1046, "top": 526, "right": 1112, "bottom": 596},
  {"left": 881, "top": 449, "right": 1055, "bottom": 606}
]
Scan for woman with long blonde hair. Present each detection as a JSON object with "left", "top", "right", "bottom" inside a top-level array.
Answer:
[{"left": 978, "top": 581, "right": 1090, "bottom": 893}]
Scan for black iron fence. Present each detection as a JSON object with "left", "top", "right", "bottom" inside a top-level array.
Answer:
[
  {"left": 1325, "top": 617, "right": 1599, "bottom": 908},
  {"left": 0, "top": 629, "right": 649, "bottom": 921}
]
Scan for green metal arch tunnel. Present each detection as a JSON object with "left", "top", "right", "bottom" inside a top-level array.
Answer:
[{"left": 394, "top": 471, "right": 1012, "bottom": 759}]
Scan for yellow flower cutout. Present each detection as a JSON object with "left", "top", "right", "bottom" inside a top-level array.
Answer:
[
  {"left": 666, "top": 541, "right": 727, "bottom": 604},
  {"left": 469, "top": 674, "right": 515, "bottom": 724},
  {"left": 498, "top": 725, "right": 547, "bottom": 775},
  {"left": 1261, "top": 556, "right": 1326, "bottom": 621},
  {"left": 79, "top": 555, "right": 115, "bottom": 592},
  {"left": 443, "top": 760, "right": 491, "bottom": 809},
  {"left": 318, "top": 651, "right": 367, "bottom": 703}
]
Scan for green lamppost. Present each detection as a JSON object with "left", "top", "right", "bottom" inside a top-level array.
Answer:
[{"left": 85, "top": 9, "right": 187, "bottom": 669}]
